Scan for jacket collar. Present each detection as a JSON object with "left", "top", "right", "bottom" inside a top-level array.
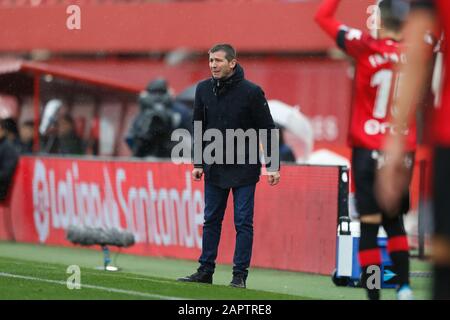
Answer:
[{"left": 211, "top": 64, "right": 244, "bottom": 96}]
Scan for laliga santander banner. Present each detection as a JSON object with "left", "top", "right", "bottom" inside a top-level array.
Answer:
[
  {"left": 11, "top": 157, "right": 205, "bottom": 260},
  {"left": 4, "top": 157, "right": 341, "bottom": 275}
]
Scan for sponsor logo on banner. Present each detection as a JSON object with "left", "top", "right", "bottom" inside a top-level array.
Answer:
[
  {"left": 31, "top": 159, "right": 204, "bottom": 248},
  {"left": 7, "top": 157, "right": 340, "bottom": 274}
]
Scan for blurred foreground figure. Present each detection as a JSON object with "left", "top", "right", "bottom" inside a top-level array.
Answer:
[
  {"left": 377, "top": 0, "right": 450, "bottom": 300},
  {"left": 315, "top": 0, "right": 417, "bottom": 300}
]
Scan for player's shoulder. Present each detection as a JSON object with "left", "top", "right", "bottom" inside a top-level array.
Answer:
[
  {"left": 364, "top": 33, "right": 400, "bottom": 52},
  {"left": 340, "top": 26, "right": 385, "bottom": 52},
  {"left": 356, "top": 31, "right": 400, "bottom": 54},
  {"left": 341, "top": 26, "right": 366, "bottom": 42}
]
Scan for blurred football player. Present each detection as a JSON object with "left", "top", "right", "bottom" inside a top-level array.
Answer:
[
  {"left": 377, "top": 0, "right": 449, "bottom": 300},
  {"left": 315, "top": 0, "right": 416, "bottom": 300}
]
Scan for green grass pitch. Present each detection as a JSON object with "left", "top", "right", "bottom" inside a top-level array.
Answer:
[{"left": 0, "top": 241, "right": 432, "bottom": 300}]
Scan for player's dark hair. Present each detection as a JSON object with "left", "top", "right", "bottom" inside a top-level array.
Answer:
[{"left": 379, "top": 0, "right": 410, "bottom": 32}]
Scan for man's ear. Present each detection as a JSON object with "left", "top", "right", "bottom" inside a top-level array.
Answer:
[{"left": 230, "top": 59, "right": 237, "bottom": 69}]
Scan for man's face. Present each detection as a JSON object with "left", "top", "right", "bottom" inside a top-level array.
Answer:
[
  {"left": 209, "top": 50, "right": 236, "bottom": 79},
  {"left": 58, "top": 119, "right": 73, "bottom": 137},
  {"left": 20, "top": 125, "right": 33, "bottom": 142}
]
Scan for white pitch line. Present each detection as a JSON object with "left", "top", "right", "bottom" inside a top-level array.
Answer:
[
  {"left": 81, "top": 272, "right": 179, "bottom": 285},
  {"left": 0, "top": 272, "right": 189, "bottom": 300}
]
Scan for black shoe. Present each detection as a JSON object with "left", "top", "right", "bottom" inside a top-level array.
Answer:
[
  {"left": 177, "top": 271, "right": 213, "bottom": 284},
  {"left": 229, "top": 274, "right": 246, "bottom": 289}
]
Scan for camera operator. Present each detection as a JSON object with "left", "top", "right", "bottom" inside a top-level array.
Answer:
[{"left": 126, "top": 78, "right": 181, "bottom": 158}]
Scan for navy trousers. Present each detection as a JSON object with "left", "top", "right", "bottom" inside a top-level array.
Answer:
[{"left": 198, "top": 182, "right": 256, "bottom": 278}]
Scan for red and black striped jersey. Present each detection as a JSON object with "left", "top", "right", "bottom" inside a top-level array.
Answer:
[{"left": 336, "top": 26, "right": 417, "bottom": 151}]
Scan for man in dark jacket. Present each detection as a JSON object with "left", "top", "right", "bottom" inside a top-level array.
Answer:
[
  {"left": 178, "top": 44, "right": 280, "bottom": 288},
  {"left": 0, "top": 119, "right": 19, "bottom": 202},
  {"left": 45, "top": 114, "right": 84, "bottom": 155}
]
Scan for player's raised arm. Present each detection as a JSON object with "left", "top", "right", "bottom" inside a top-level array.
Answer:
[
  {"left": 314, "top": 0, "right": 371, "bottom": 58},
  {"left": 314, "top": 0, "right": 343, "bottom": 39}
]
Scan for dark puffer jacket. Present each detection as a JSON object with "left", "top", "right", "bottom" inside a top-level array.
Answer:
[{"left": 193, "top": 64, "right": 278, "bottom": 189}]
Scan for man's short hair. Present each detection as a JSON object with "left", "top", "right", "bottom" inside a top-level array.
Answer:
[
  {"left": 379, "top": 0, "right": 410, "bottom": 32},
  {"left": 209, "top": 44, "right": 237, "bottom": 62},
  {"left": 22, "top": 120, "right": 34, "bottom": 128},
  {"left": 1, "top": 118, "right": 18, "bottom": 136}
]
